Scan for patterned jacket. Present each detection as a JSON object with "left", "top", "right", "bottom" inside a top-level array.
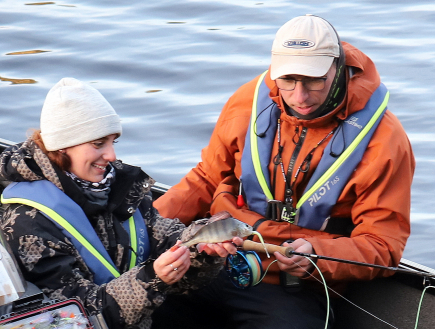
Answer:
[{"left": 0, "top": 138, "right": 224, "bottom": 329}]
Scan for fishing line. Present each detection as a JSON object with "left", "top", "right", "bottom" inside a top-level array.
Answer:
[
  {"left": 229, "top": 239, "right": 431, "bottom": 328},
  {"left": 251, "top": 231, "right": 270, "bottom": 258},
  {"left": 414, "top": 285, "right": 435, "bottom": 329},
  {"left": 225, "top": 250, "right": 330, "bottom": 329},
  {"left": 225, "top": 251, "right": 264, "bottom": 288},
  {"left": 231, "top": 243, "right": 401, "bottom": 329},
  {"left": 246, "top": 252, "right": 262, "bottom": 285},
  {"left": 258, "top": 259, "right": 277, "bottom": 283},
  {"left": 306, "top": 258, "right": 330, "bottom": 329},
  {"left": 292, "top": 259, "right": 401, "bottom": 329},
  {"left": 225, "top": 230, "right": 271, "bottom": 288},
  {"left": 225, "top": 252, "right": 278, "bottom": 288}
]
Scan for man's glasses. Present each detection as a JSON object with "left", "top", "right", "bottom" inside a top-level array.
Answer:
[{"left": 276, "top": 77, "right": 327, "bottom": 91}]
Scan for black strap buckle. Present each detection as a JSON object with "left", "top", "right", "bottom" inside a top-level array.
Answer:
[
  {"left": 266, "top": 200, "right": 282, "bottom": 221},
  {"left": 281, "top": 205, "right": 295, "bottom": 224},
  {"left": 266, "top": 200, "right": 296, "bottom": 223}
]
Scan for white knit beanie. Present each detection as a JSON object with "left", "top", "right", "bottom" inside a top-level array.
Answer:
[{"left": 40, "top": 78, "right": 122, "bottom": 151}]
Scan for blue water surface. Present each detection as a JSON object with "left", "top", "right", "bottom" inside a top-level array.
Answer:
[{"left": 1, "top": 0, "right": 434, "bottom": 268}]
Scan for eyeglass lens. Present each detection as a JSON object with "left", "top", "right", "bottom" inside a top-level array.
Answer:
[{"left": 276, "top": 78, "right": 326, "bottom": 91}]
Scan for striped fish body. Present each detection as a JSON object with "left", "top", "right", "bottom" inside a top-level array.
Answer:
[{"left": 180, "top": 217, "right": 253, "bottom": 247}]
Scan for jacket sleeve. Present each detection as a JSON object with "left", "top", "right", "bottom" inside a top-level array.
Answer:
[
  {"left": 1, "top": 199, "right": 224, "bottom": 329},
  {"left": 1, "top": 204, "right": 112, "bottom": 317},
  {"left": 305, "top": 111, "right": 415, "bottom": 282},
  {"left": 104, "top": 196, "right": 226, "bottom": 327}
]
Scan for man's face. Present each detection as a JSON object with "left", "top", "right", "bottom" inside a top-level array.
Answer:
[{"left": 276, "top": 63, "right": 336, "bottom": 117}]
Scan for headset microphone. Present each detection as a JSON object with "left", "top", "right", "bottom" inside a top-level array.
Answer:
[{"left": 257, "top": 132, "right": 266, "bottom": 138}]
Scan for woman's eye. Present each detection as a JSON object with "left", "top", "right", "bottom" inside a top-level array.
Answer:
[{"left": 92, "top": 142, "right": 104, "bottom": 148}]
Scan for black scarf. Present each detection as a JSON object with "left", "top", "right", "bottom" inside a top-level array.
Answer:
[{"left": 65, "top": 164, "right": 115, "bottom": 208}]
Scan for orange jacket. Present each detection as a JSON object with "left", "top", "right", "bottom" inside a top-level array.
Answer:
[{"left": 155, "top": 42, "right": 415, "bottom": 286}]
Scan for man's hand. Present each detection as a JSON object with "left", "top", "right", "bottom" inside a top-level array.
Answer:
[{"left": 274, "top": 238, "right": 315, "bottom": 277}]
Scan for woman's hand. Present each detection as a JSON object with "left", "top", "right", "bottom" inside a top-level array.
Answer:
[
  {"left": 274, "top": 238, "right": 314, "bottom": 278},
  {"left": 153, "top": 241, "right": 191, "bottom": 285},
  {"left": 196, "top": 237, "right": 244, "bottom": 257}
]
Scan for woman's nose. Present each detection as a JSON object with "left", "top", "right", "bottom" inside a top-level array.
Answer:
[{"left": 103, "top": 144, "right": 117, "bottom": 162}]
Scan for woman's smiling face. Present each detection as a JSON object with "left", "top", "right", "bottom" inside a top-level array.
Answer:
[{"left": 64, "top": 134, "right": 118, "bottom": 182}]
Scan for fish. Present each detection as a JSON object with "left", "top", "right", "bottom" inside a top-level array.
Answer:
[{"left": 179, "top": 211, "right": 253, "bottom": 247}]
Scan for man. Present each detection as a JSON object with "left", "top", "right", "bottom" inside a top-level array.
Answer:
[{"left": 152, "top": 15, "right": 415, "bottom": 329}]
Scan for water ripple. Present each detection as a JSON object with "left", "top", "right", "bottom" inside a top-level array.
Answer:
[{"left": 1, "top": 0, "right": 434, "bottom": 268}]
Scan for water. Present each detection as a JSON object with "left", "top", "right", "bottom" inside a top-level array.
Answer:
[{"left": 1, "top": 0, "right": 434, "bottom": 269}]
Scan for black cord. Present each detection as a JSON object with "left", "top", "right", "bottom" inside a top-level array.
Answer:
[
  {"left": 129, "top": 245, "right": 137, "bottom": 256},
  {"left": 329, "top": 120, "right": 345, "bottom": 157},
  {"left": 210, "top": 191, "right": 236, "bottom": 207},
  {"left": 254, "top": 102, "right": 276, "bottom": 137}
]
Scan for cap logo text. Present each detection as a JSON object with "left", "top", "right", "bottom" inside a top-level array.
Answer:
[{"left": 283, "top": 39, "right": 314, "bottom": 48}]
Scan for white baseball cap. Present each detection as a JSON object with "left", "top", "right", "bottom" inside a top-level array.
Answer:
[{"left": 270, "top": 15, "right": 340, "bottom": 80}]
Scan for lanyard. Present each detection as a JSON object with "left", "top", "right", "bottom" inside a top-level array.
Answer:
[{"left": 274, "top": 119, "right": 336, "bottom": 215}]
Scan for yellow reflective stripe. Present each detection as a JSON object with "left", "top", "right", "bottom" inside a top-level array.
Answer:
[
  {"left": 1, "top": 195, "right": 120, "bottom": 278},
  {"left": 250, "top": 70, "right": 274, "bottom": 201},
  {"left": 128, "top": 216, "right": 137, "bottom": 269},
  {"left": 296, "top": 91, "right": 389, "bottom": 208}
]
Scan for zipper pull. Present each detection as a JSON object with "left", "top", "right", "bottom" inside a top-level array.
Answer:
[{"left": 237, "top": 181, "right": 245, "bottom": 208}]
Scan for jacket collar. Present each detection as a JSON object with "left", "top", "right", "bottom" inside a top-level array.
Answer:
[{"left": 58, "top": 160, "right": 154, "bottom": 220}]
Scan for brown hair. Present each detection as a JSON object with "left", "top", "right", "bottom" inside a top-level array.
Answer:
[{"left": 32, "top": 130, "right": 72, "bottom": 171}]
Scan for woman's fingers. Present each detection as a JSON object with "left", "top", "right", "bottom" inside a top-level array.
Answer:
[
  {"left": 154, "top": 245, "right": 191, "bottom": 284},
  {"left": 162, "top": 259, "right": 189, "bottom": 284}
]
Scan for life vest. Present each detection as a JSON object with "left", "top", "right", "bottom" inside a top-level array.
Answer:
[
  {"left": 241, "top": 70, "right": 389, "bottom": 231},
  {"left": 1, "top": 180, "right": 150, "bottom": 285}
]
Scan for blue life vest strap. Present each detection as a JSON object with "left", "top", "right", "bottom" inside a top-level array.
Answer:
[
  {"left": 293, "top": 83, "right": 389, "bottom": 230},
  {"left": 1, "top": 180, "right": 150, "bottom": 284},
  {"left": 241, "top": 70, "right": 389, "bottom": 231},
  {"left": 122, "top": 208, "right": 150, "bottom": 268},
  {"left": 241, "top": 70, "right": 280, "bottom": 215}
]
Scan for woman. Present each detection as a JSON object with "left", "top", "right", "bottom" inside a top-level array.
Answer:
[{"left": 0, "top": 78, "right": 240, "bottom": 328}]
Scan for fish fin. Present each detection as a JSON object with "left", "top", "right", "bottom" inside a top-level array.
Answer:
[
  {"left": 207, "top": 211, "right": 232, "bottom": 223},
  {"left": 180, "top": 212, "right": 237, "bottom": 246},
  {"left": 180, "top": 219, "right": 208, "bottom": 242}
]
